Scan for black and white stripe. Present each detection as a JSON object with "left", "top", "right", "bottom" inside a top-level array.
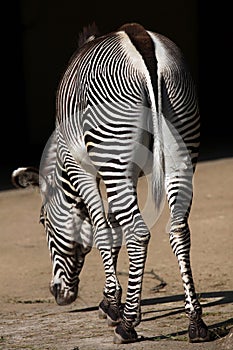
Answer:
[{"left": 12, "top": 22, "right": 209, "bottom": 343}]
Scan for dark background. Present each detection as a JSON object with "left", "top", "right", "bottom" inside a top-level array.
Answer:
[{"left": 1, "top": 0, "right": 232, "bottom": 190}]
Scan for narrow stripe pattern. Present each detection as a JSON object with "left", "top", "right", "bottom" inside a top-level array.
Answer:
[{"left": 40, "top": 23, "right": 203, "bottom": 326}]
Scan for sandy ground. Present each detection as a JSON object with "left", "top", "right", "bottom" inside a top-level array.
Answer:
[{"left": 0, "top": 158, "right": 233, "bottom": 350}]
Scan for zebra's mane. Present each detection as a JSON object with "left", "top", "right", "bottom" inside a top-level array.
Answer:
[{"left": 78, "top": 22, "right": 100, "bottom": 48}]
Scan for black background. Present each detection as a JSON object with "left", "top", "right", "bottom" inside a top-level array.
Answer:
[{"left": 1, "top": 0, "right": 232, "bottom": 190}]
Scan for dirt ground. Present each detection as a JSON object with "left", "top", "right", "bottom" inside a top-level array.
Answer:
[{"left": 0, "top": 158, "right": 233, "bottom": 350}]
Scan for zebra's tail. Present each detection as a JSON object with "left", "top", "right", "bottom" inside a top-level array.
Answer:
[
  {"left": 145, "top": 34, "right": 165, "bottom": 214},
  {"left": 150, "top": 99, "right": 165, "bottom": 215},
  {"left": 120, "top": 23, "right": 165, "bottom": 214},
  {"left": 11, "top": 167, "right": 40, "bottom": 189}
]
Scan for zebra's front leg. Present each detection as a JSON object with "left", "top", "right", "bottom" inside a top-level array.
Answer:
[{"left": 169, "top": 217, "right": 210, "bottom": 342}]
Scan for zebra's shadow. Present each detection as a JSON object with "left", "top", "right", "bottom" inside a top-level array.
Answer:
[
  {"left": 139, "top": 290, "right": 233, "bottom": 342},
  {"left": 71, "top": 290, "right": 233, "bottom": 342},
  {"left": 140, "top": 290, "right": 233, "bottom": 320}
]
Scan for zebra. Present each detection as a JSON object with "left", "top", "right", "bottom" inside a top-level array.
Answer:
[{"left": 12, "top": 22, "right": 210, "bottom": 344}]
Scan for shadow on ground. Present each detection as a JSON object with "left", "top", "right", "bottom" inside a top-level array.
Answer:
[{"left": 69, "top": 290, "right": 233, "bottom": 343}]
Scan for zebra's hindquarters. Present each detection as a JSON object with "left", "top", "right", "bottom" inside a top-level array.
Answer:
[{"left": 55, "top": 22, "right": 208, "bottom": 343}]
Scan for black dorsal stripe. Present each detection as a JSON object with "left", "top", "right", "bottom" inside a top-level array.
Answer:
[{"left": 119, "top": 23, "right": 158, "bottom": 111}]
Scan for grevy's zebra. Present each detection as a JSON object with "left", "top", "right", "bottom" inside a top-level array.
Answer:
[{"left": 12, "top": 23, "right": 209, "bottom": 344}]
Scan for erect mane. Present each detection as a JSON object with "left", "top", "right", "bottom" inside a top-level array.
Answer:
[{"left": 78, "top": 22, "right": 100, "bottom": 48}]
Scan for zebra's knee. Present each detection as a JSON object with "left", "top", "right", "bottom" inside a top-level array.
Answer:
[
  {"left": 111, "top": 207, "right": 151, "bottom": 246},
  {"left": 170, "top": 217, "right": 189, "bottom": 237},
  {"left": 135, "top": 231, "right": 151, "bottom": 245},
  {"left": 94, "top": 227, "right": 113, "bottom": 250},
  {"left": 126, "top": 229, "right": 151, "bottom": 247},
  {"left": 169, "top": 217, "right": 190, "bottom": 255}
]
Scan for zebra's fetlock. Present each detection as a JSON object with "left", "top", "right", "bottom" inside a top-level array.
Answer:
[
  {"left": 98, "top": 296, "right": 109, "bottom": 319},
  {"left": 98, "top": 292, "right": 122, "bottom": 326},
  {"left": 187, "top": 305, "right": 202, "bottom": 321},
  {"left": 107, "top": 303, "right": 122, "bottom": 326},
  {"left": 115, "top": 286, "right": 122, "bottom": 305},
  {"left": 113, "top": 319, "right": 138, "bottom": 344}
]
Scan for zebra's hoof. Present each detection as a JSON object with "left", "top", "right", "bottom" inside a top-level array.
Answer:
[
  {"left": 113, "top": 323, "right": 138, "bottom": 344},
  {"left": 98, "top": 306, "right": 107, "bottom": 319},
  {"left": 98, "top": 299, "right": 121, "bottom": 326},
  {"left": 188, "top": 318, "right": 210, "bottom": 343}
]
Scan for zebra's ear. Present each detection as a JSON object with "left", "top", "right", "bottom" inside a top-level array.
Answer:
[{"left": 11, "top": 167, "right": 40, "bottom": 188}]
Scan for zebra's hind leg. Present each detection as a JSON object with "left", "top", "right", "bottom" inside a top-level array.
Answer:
[
  {"left": 169, "top": 217, "right": 209, "bottom": 342},
  {"left": 98, "top": 214, "right": 123, "bottom": 326},
  {"left": 166, "top": 175, "right": 210, "bottom": 342},
  {"left": 108, "top": 187, "right": 150, "bottom": 344},
  {"left": 65, "top": 158, "right": 121, "bottom": 326},
  {"left": 98, "top": 289, "right": 122, "bottom": 326},
  {"left": 98, "top": 270, "right": 123, "bottom": 327},
  {"left": 113, "top": 227, "right": 149, "bottom": 344},
  {"left": 96, "top": 235, "right": 123, "bottom": 327}
]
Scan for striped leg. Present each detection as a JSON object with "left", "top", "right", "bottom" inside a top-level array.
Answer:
[
  {"left": 107, "top": 213, "right": 123, "bottom": 272},
  {"left": 109, "top": 212, "right": 123, "bottom": 309},
  {"left": 166, "top": 174, "right": 209, "bottom": 342},
  {"left": 72, "top": 200, "right": 93, "bottom": 276},
  {"left": 65, "top": 157, "right": 121, "bottom": 325},
  {"left": 104, "top": 179, "right": 150, "bottom": 343},
  {"left": 77, "top": 186, "right": 122, "bottom": 326},
  {"left": 98, "top": 214, "right": 123, "bottom": 325}
]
